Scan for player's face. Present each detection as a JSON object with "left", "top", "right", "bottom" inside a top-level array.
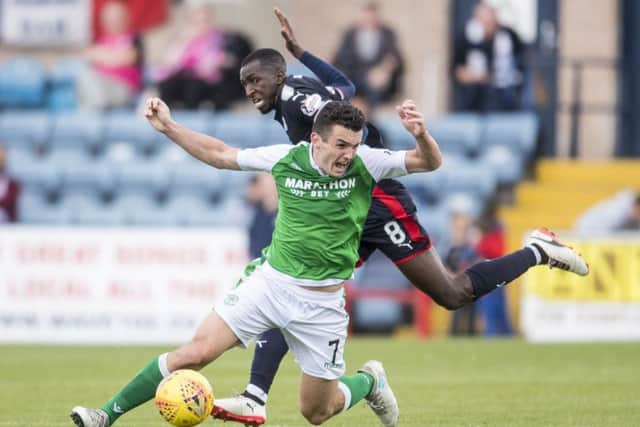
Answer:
[
  {"left": 240, "top": 61, "right": 284, "bottom": 114},
  {"left": 311, "top": 125, "right": 363, "bottom": 177}
]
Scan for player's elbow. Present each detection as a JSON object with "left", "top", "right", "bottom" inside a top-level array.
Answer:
[{"left": 425, "top": 154, "right": 442, "bottom": 171}]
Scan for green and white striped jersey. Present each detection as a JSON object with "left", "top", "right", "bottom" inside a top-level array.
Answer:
[{"left": 237, "top": 142, "right": 407, "bottom": 287}]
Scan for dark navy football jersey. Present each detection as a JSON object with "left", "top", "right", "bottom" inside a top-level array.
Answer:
[
  {"left": 272, "top": 75, "right": 428, "bottom": 265},
  {"left": 274, "top": 75, "right": 385, "bottom": 149}
]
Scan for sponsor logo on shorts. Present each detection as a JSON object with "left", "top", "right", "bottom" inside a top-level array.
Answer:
[{"left": 324, "top": 361, "right": 344, "bottom": 369}]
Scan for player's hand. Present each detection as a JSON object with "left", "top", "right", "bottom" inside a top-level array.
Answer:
[
  {"left": 396, "top": 99, "right": 427, "bottom": 139},
  {"left": 274, "top": 7, "right": 304, "bottom": 58},
  {"left": 144, "top": 97, "right": 173, "bottom": 134}
]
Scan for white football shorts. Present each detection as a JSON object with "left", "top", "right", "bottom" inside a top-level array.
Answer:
[{"left": 214, "top": 262, "right": 349, "bottom": 379}]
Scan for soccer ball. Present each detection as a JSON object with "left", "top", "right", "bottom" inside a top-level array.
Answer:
[{"left": 155, "top": 369, "right": 215, "bottom": 427}]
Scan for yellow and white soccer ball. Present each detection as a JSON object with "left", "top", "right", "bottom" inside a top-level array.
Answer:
[{"left": 155, "top": 369, "right": 215, "bottom": 427}]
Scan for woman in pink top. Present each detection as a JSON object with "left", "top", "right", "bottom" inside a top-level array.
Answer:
[
  {"left": 77, "top": 0, "right": 143, "bottom": 110},
  {"left": 156, "top": 5, "right": 228, "bottom": 110}
]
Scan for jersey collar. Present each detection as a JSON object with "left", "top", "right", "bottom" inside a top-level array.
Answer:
[{"left": 307, "top": 142, "right": 327, "bottom": 176}]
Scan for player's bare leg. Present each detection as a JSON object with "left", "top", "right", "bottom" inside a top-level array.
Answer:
[
  {"left": 397, "top": 227, "right": 587, "bottom": 307},
  {"left": 397, "top": 247, "right": 474, "bottom": 309},
  {"left": 71, "top": 312, "right": 238, "bottom": 427}
]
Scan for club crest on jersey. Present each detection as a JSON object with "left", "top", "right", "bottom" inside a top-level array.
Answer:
[
  {"left": 301, "top": 94, "right": 324, "bottom": 116},
  {"left": 281, "top": 84, "right": 295, "bottom": 101}
]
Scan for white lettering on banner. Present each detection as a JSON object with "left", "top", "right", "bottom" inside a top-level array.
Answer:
[
  {"left": 0, "top": 227, "right": 248, "bottom": 344},
  {"left": 1, "top": 0, "right": 91, "bottom": 46}
]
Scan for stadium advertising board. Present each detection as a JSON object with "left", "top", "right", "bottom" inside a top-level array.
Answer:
[
  {"left": 0, "top": 227, "right": 247, "bottom": 344},
  {"left": 522, "top": 234, "right": 640, "bottom": 342},
  {"left": 1, "top": 0, "right": 91, "bottom": 46}
]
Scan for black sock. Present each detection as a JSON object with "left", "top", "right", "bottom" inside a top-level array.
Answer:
[
  {"left": 465, "top": 247, "right": 538, "bottom": 299},
  {"left": 248, "top": 328, "right": 289, "bottom": 397}
]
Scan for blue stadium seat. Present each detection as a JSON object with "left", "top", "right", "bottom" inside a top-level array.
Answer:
[
  {"left": 17, "top": 188, "right": 48, "bottom": 223},
  {"left": 0, "top": 111, "right": 51, "bottom": 151},
  {"left": 165, "top": 193, "right": 216, "bottom": 226},
  {"left": 114, "top": 159, "right": 170, "bottom": 200},
  {"left": 169, "top": 159, "right": 227, "bottom": 200},
  {"left": 428, "top": 114, "right": 481, "bottom": 156},
  {"left": 441, "top": 159, "right": 497, "bottom": 198},
  {"left": 50, "top": 112, "right": 103, "bottom": 153},
  {"left": 18, "top": 192, "right": 70, "bottom": 224},
  {"left": 59, "top": 192, "right": 103, "bottom": 224},
  {"left": 351, "top": 251, "right": 409, "bottom": 330},
  {"left": 50, "top": 57, "right": 87, "bottom": 87},
  {"left": 130, "top": 204, "right": 180, "bottom": 226},
  {"left": 103, "top": 111, "right": 161, "bottom": 155},
  {"left": 106, "top": 142, "right": 169, "bottom": 198},
  {"left": 479, "top": 145, "right": 524, "bottom": 185},
  {"left": 209, "top": 113, "right": 267, "bottom": 148},
  {"left": 110, "top": 191, "right": 160, "bottom": 225},
  {"left": 416, "top": 202, "right": 450, "bottom": 252},
  {"left": 397, "top": 167, "right": 446, "bottom": 205},
  {"left": 74, "top": 204, "right": 126, "bottom": 226},
  {"left": 352, "top": 299, "right": 403, "bottom": 331},
  {"left": 354, "top": 250, "right": 412, "bottom": 290},
  {"left": 104, "top": 142, "right": 137, "bottom": 163},
  {"left": 481, "top": 112, "right": 539, "bottom": 157},
  {"left": 0, "top": 57, "right": 47, "bottom": 108},
  {"left": 224, "top": 170, "right": 254, "bottom": 194},
  {"left": 216, "top": 196, "right": 252, "bottom": 227},
  {"left": 8, "top": 149, "right": 62, "bottom": 195},
  {"left": 169, "top": 110, "right": 215, "bottom": 135},
  {"left": 442, "top": 192, "right": 483, "bottom": 218},
  {"left": 262, "top": 119, "right": 292, "bottom": 145},
  {"left": 61, "top": 157, "right": 116, "bottom": 199},
  {"left": 47, "top": 87, "right": 77, "bottom": 113},
  {"left": 375, "top": 115, "right": 416, "bottom": 150}
]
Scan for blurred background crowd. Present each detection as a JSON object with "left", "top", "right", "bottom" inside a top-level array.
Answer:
[{"left": 0, "top": 0, "right": 638, "bottom": 338}]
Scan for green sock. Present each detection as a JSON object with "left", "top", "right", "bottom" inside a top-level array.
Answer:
[
  {"left": 101, "top": 355, "right": 166, "bottom": 424},
  {"left": 339, "top": 371, "right": 374, "bottom": 409}
]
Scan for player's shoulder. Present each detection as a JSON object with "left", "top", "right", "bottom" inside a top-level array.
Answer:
[{"left": 281, "top": 75, "right": 340, "bottom": 100}]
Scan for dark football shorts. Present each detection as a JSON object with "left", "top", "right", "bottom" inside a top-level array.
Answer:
[{"left": 357, "top": 179, "right": 432, "bottom": 266}]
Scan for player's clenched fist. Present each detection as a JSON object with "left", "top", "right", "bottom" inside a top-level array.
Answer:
[{"left": 144, "top": 97, "right": 173, "bottom": 133}]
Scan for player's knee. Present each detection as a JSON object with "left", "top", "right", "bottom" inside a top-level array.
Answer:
[
  {"left": 430, "top": 279, "right": 471, "bottom": 311},
  {"left": 438, "top": 291, "right": 467, "bottom": 310},
  {"left": 300, "top": 404, "right": 332, "bottom": 425},
  {"left": 301, "top": 410, "right": 330, "bottom": 425}
]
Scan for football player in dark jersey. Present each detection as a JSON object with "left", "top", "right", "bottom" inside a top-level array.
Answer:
[{"left": 211, "top": 8, "right": 588, "bottom": 426}]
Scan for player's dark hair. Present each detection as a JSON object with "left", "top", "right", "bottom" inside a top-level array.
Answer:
[
  {"left": 241, "top": 48, "right": 286, "bottom": 74},
  {"left": 312, "top": 101, "right": 365, "bottom": 139}
]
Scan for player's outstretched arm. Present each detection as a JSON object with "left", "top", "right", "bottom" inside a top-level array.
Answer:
[
  {"left": 274, "top": 7, "right": 355, "bottom": 99},
  {"left": 399, "top": 99, "right": 443, "bottom": 173},
  {"left": 144, "top": 97, "right": 241, "bottom": 170}
]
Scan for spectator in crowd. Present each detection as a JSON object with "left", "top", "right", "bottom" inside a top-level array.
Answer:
[
  {"left": 444, "top": 207, "right": 480, "bottom": 336},
  {"left": 333, "top": 2, "right": 405, "bottom": 106},
  {"left": 619, "top": 194, "right": 640, "bottom": 231},
  {"left": 452, "top": 1, "right": 525, "bottom": 112},
  {"left": 575, "top": 190, "right": 640, "bottom": 235},
  {"left": 77, "top": 0, "right": 143, "bottom": 110},
  {"left": 246, "top": 172, "right": 278, "bottom": 259},
  {"left": 0, "top": 144, "right": 20, "bottom": 223},
  {"left": 474, "top": 198, "right": 513, "bottom": 336},
  {"left": 155, "top": 4, "right": 252, "bottom": 110}
]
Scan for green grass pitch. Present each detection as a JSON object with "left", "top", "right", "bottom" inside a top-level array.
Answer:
[{"left": 1, "top": 338, "right": 638, "bottom": 426}]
